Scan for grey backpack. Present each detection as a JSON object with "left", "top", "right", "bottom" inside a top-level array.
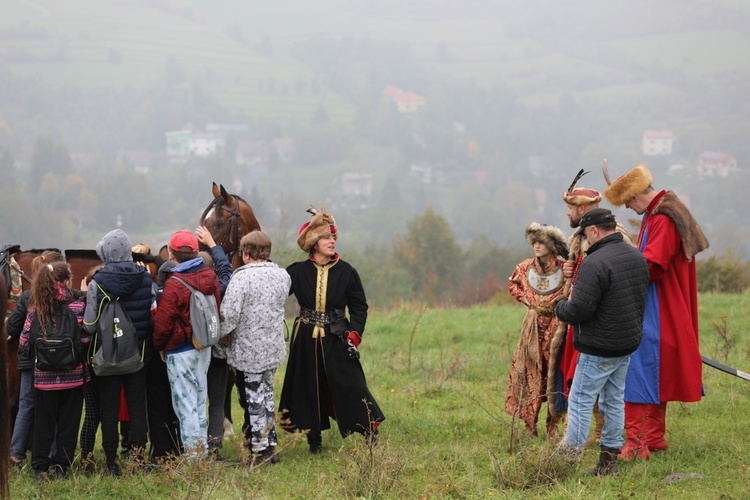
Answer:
[{"left": 170, "top": 276, "right": 221, "bottom": 350}]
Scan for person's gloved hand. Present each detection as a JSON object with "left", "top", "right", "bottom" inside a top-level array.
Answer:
[{"left": 345, "top": 331, "right": 361, "bottom": 359}]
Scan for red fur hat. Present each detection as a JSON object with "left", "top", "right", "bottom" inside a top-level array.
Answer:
[{"left": 562, "top": 187, "right": 602, "bottom": 206}]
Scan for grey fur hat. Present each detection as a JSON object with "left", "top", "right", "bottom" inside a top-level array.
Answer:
[{"left": 525, "top": 222, "right": 569, "bottom": 260}]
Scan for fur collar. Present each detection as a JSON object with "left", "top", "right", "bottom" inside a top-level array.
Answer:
[{"left": 651, "top": 191, "right": 709, "bottom": 261}]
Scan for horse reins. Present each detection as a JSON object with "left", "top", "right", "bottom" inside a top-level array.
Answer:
[{"left": 201, "top": 195, "right": 244, "bottom": 266}]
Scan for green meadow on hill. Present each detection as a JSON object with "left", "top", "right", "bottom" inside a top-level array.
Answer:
[{"left": 8, "top": 293, "right": 750, "bottom": 498}]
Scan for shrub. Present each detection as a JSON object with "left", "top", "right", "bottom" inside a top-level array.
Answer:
[{"left": 697, "top": 251, "right": 750, "bottom": 293}]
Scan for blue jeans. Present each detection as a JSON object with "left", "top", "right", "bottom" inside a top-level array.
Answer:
[
  {"left": 10, "top": 370, "right": 34, "bottom": 459},
  {"left": 564, "top": 353, "right": 630, "bottom": 451}
]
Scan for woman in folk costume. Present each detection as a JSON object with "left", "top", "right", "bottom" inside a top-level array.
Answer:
[
  {"left": 506, "top": 222, "right": 569, "bottom": 438},
  {"left": 279, "top": 206, "right": 385, "bottom": 454},
  {"left": 604, "top": 163, "right": 708, "bottom": 460}
]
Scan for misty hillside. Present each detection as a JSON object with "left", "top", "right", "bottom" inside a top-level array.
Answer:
[{"left": 1, "top": 0, "right": 749, "bottom": 255}]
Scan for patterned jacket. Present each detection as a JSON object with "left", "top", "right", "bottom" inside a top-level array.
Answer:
[{"left": 220, "top": 261, "right": 291, "bottom": 373}]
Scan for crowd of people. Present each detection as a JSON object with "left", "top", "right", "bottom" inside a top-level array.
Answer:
[
  {"left": 2, "top": 161, "right": 708, "bottom": 482},
  {"left": 4, "top": 207, "right": 384, "bottom": 481},
  {"left": 505, "top": 163, "right": 707, "bottom": 475}
]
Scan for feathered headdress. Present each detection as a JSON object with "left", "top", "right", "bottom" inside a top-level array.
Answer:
[
  {"left": 297, "top": 204, "right": 337, "bottom": 253},
  {"left": 562, "top": 168, "right": 602, "bottom": 206}
]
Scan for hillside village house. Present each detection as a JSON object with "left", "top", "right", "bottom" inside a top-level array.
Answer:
[
  {"left": 642, "top": 130, "right": 674, "bottom": 156},
  {"left": 189, "top": 133, "right": 224, "bottom": 158},
  {"left": 166, "top": 130, "right": 191, "bottom": 160},
  {"left": 697, "top": 151, "right": 738, "bottom": 178},
  {"left": 382, "top": 85, "right": 425, "bottom": 113}
]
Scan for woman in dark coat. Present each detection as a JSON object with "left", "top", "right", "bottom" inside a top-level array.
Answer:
[{"left": 279, "top": 206, "right": 385, "bottom": 453}]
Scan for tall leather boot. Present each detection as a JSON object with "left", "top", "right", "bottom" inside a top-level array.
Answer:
[
  {"left": 618, "top": 402, "right": 651, "bottom": 461},
  {"left": 585, "top": 401, "right": 605, "bottom": 448},
  {"left": 647, "top": 402, "right": 669, "bottom": 452},
  {"left": 586, "top": 446, "right": 619, "bottom": 476},
  {"left": 307, "top": 431, "right": 322, "bottom": 454}
]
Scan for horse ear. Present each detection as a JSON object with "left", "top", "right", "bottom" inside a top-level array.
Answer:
[
  {"left": 212, "top": 182, "right": 220, "bottom": 198},
  {"left": 219, "top": 184, "right": 230, "bottom": 202}
]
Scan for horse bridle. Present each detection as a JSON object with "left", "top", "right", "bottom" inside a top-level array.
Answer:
[{"left": 201, "top": 194, "right": 244, "bottom": 265}]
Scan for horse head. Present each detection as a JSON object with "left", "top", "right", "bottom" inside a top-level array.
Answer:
[{"left": 200, "top": 182, "right": 261, "bottom": 269}]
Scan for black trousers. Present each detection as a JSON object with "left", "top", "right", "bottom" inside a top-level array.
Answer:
[
  {"left": 146, "top": 353, "right": 181, "bottom": 459},
  {"left": 32, "top": 387, "right": 83, "bottom": 472},
  {"left": 80, "top": 374, "right": 100, "bottom": 459},
  {"left": 207, "top": 357, "right": 228, "bottom": 449},
  {"left": 98, "top": 367, "right": 147, "bottom": 464}
]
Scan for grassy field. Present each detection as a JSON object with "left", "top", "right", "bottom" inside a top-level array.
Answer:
[{"left": 7, "top": 293, "right": 750, "bottom": 498}]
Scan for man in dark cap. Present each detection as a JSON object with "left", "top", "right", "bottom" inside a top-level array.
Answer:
[{"left": 555, "top": 208, "right": 649, "bottom": 476}]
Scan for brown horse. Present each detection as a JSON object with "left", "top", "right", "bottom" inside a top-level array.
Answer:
[
  {"left": 199, "top": 182, "right": 261, "bottom": 269},
  {"left": 199, "top": 183, "right": 261, "bottom": 429}
]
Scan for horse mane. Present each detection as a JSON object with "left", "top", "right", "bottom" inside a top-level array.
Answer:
[
  {"left": 21, "top": 248, "right": 61, "bottom": 255},
  {"left": 65, "top": 249, "right": 100, "bottom": 260}
]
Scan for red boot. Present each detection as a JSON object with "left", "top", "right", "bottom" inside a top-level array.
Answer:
[
  {"left": 619, "top": 402, "right": 651, "bottom": 461},
  {"left": 646, "top": 402, "right": 669, "bottom": 452}
]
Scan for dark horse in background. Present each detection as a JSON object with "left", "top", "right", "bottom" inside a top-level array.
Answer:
[{"left": 199, "top": 182, "right": 261, "bottom": 429}]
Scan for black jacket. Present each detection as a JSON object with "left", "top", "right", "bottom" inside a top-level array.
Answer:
[{"left": 555, "top": 232, "right": 649, "bottom": 357}]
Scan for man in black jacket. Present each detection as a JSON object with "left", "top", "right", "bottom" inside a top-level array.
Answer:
[{"left": 555, "top": 208, "right": 649, "bottom": 475}]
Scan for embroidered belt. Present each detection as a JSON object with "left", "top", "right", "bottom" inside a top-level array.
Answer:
[{"left": 298, "top": 307, "right": 345, "bottom": 338}]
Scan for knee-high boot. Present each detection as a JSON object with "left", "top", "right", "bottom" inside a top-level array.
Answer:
[
  {"left": 618, "top": 402, "right": 651, "bottom": 461},
  {"left": 646, "top": 402, "right": 668, "bottom": 451}
]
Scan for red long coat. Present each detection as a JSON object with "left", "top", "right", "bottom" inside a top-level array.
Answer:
[{"left": 625, "top": 190, "right": 703, "bottom": 403}]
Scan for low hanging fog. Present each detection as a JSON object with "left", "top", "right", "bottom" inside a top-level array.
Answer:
[{"left": 1, "top": 0, "right": 748, "bottom": 257}]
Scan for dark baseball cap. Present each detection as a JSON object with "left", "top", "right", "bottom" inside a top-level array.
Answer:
[{"left": 579, "top": 208, "right": 616, "bottom": 228}]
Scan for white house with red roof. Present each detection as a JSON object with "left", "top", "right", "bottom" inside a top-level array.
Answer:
[
  {"left": 642, "top": 130, "right": 674, "bottom": 156},
  {"left": 697, "top": 151, "right": 738, "bottom": 178},
  {"left": 382, "top": 85, "right": 425, "bottom": 113}
]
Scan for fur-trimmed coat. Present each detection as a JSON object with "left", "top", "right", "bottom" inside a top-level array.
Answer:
[{"left": 626, "top": 190, "right": 707, "bottom": 403}]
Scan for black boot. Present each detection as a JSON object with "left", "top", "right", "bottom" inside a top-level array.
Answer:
[
  {"left": 307, "top": 432, "right": 322, "bottom": 454},
  {"left": 587, "top": 446, "right": 619, "bottom": 476}
]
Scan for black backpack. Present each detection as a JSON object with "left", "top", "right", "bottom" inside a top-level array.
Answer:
[
  {"left": 90, "top": 284, "right": 144, "bottom": 376},
  {"left": 32, "top": 303, "right": 81, "bottom": 372}
]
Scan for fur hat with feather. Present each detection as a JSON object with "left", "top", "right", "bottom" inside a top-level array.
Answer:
[
  {"left": 562, "top": 169, "right": 602, "bottom": 206},
  {"left": 297, "top": 204, "right": 337, "bottom": 253},
  {"left": 525, "top": 222, "right": 569, "bottom": 260}
]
